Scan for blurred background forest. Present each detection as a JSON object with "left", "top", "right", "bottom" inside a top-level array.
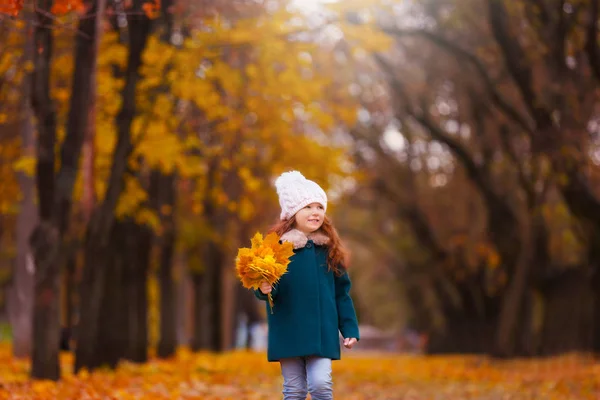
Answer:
[{"left": 1, "top": 0, "right": 600, "bottom": 383}]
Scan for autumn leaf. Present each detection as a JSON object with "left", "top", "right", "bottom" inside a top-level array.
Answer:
[{"left": 12, "top": 155, "right": 36, "bottom": 176}]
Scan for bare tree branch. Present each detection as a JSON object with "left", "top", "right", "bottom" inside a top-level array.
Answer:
[
  {"left": 486, "top": 0, "right": 554, "bottom": 132},
  {"left": 585, "top": 0, "right": 600, "bottom": 81},
  {"left": 469, "top": 91, "right": 494, "bottom": 173},
  {"left": 375, "top": 54, "right": 525, "bottom": 273},
  {"left": 498, "top": 124, "right": 536, "bottom": 209},
  {"left": 381, "top": 26, "right": 534, "bottom": 135},
  {"left": 554, "top": 0, "right": 568, "bottom": 75},
  {"left": 376, "top": 54, "right": 503, "bottom": 210}
]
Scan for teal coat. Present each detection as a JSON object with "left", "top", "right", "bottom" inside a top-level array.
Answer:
[{"left": 254, "top": 229, "right": 360, "bottom": 362}]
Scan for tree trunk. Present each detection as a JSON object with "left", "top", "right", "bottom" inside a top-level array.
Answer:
[
  {"left": 176, "top": 253, "right": 189, "bottom": 346},
  {"left": 515, "top": 289, "right": 537, "bottom": 356},
  {"left": 157, "top": 174, "right": 177, "bottom": 359},
  {"left": 29, "top": 0, "right": 59, "bottom": 380},
  {"left": 157, "top": 226, "right": 177, "bottom": 358},
  {"left": 60, "top": 254, "right": 76, "bottom": 350},
  {"left": 125, "top": 220, "right": 151, "bottom": 363},
  {"left": 74, "top": 0, "right": 151, "bottom": 372},
  {"left": 96, "top": 227, "right": 127, "bottom": 368},
  {"left": 29, "top": 0, "right": 104, "bottom": 379},
  {"left": 77, "top": 218, "right": 151, "bottom": 370},
  {"left": 428, "top": 318, "right": 496, "bottom": 354},
  {"left": 206, "top": 243, "right": 225, "bottom": 351},
  {"left": 221, "top": 256, "right": 236, "bottom": 350},
  {"left": 8, "top": 28, "right": 36, "bottom": 358},
  {"left": 540, "top": 269, "right": 594, "bottom": 355},
  {"left": 75, "top": 227, "right": 110, "bottom": 372},
  {"left": 30, "top": 223, "right": 61, "bottom": 380},
  {"left": 427, "top": 277, "right": 498, "bottom": 354},
  {"left": 191, "top": 159, "right": 226, "bottom": 352},
  {"left": 191, "top": 273, "right": 204, "bottom": 351},
  {"left": 191, "top": 247, "right": 225, "bottom": 352},
  {"left": 493, "top": 235, "right": 533, "bottom": 357},
  {"left": 592, "top": 268, "right": 600, "bottom": 354}
]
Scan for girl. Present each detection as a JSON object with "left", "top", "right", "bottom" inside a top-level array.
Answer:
[{"left": 255, "top": 170, "right": 360, "bottom": 400}]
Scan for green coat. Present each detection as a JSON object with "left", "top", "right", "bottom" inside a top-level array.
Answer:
[{"left": 254, "top": 230, "right": 360, "bottom": 362}]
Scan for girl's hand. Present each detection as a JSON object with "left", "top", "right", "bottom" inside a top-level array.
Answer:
[
  {"left": 259, "top": 281, "right": 272, "bottom": 294},
  {"left": 343, "top": 338, "right": 357, "bottom": 349}
]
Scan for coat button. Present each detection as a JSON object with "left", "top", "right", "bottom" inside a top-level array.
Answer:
[{"left": 306, "top": 242, "right": 312, "bottom": 248}]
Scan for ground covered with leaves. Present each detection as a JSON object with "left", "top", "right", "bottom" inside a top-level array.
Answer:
[{"left": 0, "top": 344, "right": 598, "bottom": 399}]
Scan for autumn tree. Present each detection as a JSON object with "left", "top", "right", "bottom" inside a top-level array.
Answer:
[{"left": 329, "top": 0, "right": 600, "bottom": 356}]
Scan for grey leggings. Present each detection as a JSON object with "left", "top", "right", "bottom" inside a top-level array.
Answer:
[{"left": 280, "top": 356, "right": 333, "bottom": 400}]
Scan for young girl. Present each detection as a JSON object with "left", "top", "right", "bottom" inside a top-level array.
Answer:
[{"left": 255, "top": 170, "right": 360, "bottom": 400}]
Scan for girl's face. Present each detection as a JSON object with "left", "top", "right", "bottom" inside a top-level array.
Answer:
[{"left": 294, "top": 202, "right": 325, "bottom": 234}]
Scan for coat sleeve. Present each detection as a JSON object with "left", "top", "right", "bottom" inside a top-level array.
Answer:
[
  {"left": 334, "top": 271, "right": 360, "bottom": 340},
  {"left": 253, "top": 283, "right": 279, "bottom": 301}
]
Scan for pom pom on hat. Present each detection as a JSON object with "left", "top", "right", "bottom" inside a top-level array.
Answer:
[{"left": 275, "top": 171, "right": 327, "bottom": 220}]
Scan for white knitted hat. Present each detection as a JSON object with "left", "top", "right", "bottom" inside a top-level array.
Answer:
[{"left": 275, "top": 171, "right": 328, "bottom": 220}]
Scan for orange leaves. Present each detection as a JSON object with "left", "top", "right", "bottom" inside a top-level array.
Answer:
[
  {"left": 0, "top": 0, "right": 86, "bottom": 16},
  {"left": 51, "top": 0, "right": 85, "bottom": 15},
  {"left": 142, "top": 0, "right": 160, "bottom": 19},
  {"left": 0, "top": 0, "right": 23, "bottom": 16},
  {"left": 235, "top": 232, "right": 294, "bottom": 291},
  {"left": 0, "top": 0, "right": 166, "bottom": 16},
  {"left": 0, "top": 343, "right": 598, "bottom": 399}
]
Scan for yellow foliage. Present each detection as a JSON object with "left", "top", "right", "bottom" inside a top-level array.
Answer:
[
  {"left": 8, "top": 2, "right": 358, "bottom": 229},
  {"left": 134, "top": 208, "right": 161, "bottom": 232},
  {"left": 238, "top": 196, "right": 255, "bottom": 222},
  {"left": 0, "top": 23, "right": 27, "bottom": 125},
  {"left": 12, "top": 155, "right": 35, "bottom": 177},
  {"left": 115, "top": 176, "right": 148, "bottom": 218}
]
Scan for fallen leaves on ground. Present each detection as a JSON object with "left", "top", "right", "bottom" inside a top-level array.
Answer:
[{"left": 0, "top": 344, "right": 598, "bottom": 399}]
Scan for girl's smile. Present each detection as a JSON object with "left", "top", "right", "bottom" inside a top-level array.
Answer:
[{"left": 295, "top": 203, "right": 325, "bottom": 234}]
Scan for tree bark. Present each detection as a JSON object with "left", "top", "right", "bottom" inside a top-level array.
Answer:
[
  {"left": 124, "top": 220, "right": 151, "bottom": 363},
  {"left": 192, "top": 243, "right": 225, "bottom": 351},
  {"left": 157, "top": 173, "right": 177, "bottom": 359},
  {"left": 61, "top": 254, "right": 76, "bottom": 349},
  {"left": 592, "top": 267, "right": 600, "bottom": 354},
  {"left": 7, "top": 20, "right": 36, "bottom": 358},
  {"left": 191, "top": 159, "right": 226, "bottom": 352},
  {"left": 540, "top": 269, "right": 594, "bottom": 355},
  {"left": 176, "top": 252, "right": 189, "bottom": 346},
  {"left": 204, "top": 231, "right": 225, "bottom": 351},
  {"left": 95, "top": 225, "right": 127, "bottom": 368},
  {"left": 191, "top": 273, "right": 204, "bottom": 351},
  {"left": 493, "top": 233, "right": 533, "bottom": 357},
  {"left": 153, "top": 0, "right": 178, "bottom": 358},
  {"left": 29, "top": 0, "right": 58, "bottom": 378}
]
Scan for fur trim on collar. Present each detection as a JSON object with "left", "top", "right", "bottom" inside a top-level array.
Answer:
[{"left": 280, "top": 229, "right": 330, "bottom": 249}]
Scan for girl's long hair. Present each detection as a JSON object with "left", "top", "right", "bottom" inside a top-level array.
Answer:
[{"left": 268, "top": 215, "right": 349, "bottom": 276}]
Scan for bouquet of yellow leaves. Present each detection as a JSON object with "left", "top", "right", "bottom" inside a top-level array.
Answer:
[{"left": 235, "top": 232, "right": 294, "bottom": 313}]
